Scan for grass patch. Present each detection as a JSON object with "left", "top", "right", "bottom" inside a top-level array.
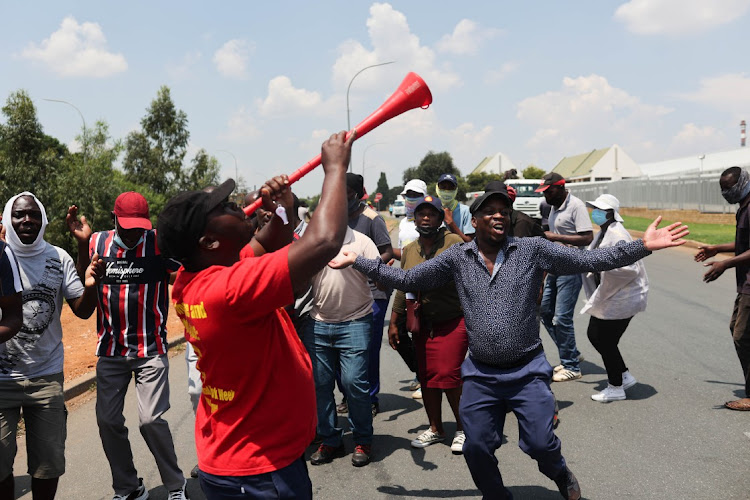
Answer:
[{"left": 621, "top": 215, "right": 734, "bottom": 246}]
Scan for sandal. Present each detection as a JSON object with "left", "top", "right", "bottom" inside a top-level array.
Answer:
[{"left": 724, "top": 398, "right": 750, "bottom": 411}]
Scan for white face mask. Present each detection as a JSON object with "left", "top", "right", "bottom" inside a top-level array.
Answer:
[{"left": 113, "top": 222, "right": 145, "bottom": 250}]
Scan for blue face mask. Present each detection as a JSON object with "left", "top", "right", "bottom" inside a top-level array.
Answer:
[
  {"left": 114, "top": 227, "right": 145, "bottom": 250},
  {"left": 591, "top": 209, "right": 609, "bottom": 227}
]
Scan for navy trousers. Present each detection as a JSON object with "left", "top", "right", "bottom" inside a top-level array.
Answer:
[{"left": 460, "top": 353, "right": 566, "bottom": 500}]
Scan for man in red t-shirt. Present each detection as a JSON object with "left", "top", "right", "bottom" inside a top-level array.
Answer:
[{"left": 156, "top": 131, "right": 354, "bottom": 499}]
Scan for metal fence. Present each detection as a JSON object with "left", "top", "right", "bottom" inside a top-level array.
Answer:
[{"left": 564, "top": 171, "right": 734, "bottom": 214}]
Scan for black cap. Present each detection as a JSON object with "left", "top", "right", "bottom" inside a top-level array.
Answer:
[
  {"left": 346, "top": 173, "right": 365, "bottom": 200},
  {"left": 469, "top": 181, "right": 511, "bottom": 214},
  {"left": 157, "top": 179, "right": 235, "bottom": 263},
  {"left": 534, "top": 172, "right": 565, "bottom": 192}
]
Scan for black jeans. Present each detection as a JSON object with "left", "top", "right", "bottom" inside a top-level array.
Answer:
[{"left": 587, "top": 316, "right": 632, "bottom": 386}]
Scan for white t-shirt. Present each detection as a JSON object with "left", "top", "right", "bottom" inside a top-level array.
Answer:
[
  {"left": 398, "top": 218, "right": 419, "bottom": 249},
  {"left": 310, "top": 228, "right": 379, "bottom": 323},
  {"left": 0, "top": 243, "right": 84, "bottom": 380}
]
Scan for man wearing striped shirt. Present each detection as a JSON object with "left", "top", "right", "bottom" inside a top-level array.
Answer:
[{"left": 70, "top": 192, "right": 186, "bottom": 500}]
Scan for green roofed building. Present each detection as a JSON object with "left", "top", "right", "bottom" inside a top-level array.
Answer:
[
  {"left": 551, "top": 144, "right": 641, "bottom": 183},
  {"left": 471, "top": 152, "right": 519, "bottom": 177}
]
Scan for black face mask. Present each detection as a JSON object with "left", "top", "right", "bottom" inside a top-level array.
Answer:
[
  {"left": 347, "top": 198, "right": 362, "bottom": 214},
  {"left": 415, "top": 225, "right": 439, "bottom": 237}
]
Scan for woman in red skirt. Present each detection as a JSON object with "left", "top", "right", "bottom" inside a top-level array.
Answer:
[{"left": 387, "top": 195, "right": 468, "bottom": 453}]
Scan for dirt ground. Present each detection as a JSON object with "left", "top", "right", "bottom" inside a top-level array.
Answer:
[{"left": 61, "top": 298, "right": 184, "bottom": 383}]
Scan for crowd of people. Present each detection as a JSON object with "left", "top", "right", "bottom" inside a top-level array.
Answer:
[{"left": 11, "top": 128, "right": 750, "bottom": 500}]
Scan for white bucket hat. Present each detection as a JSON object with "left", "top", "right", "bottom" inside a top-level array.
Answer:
[
  {"left": 585, "top": 194, "right": 624, "bottom": 222},
  {"left": 400, "top": 179, "right": 428, "bottom": 196}
]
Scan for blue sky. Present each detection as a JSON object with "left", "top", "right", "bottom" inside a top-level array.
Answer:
[{"left": 1, "top": 1, "right": 749, "bottom": 196}]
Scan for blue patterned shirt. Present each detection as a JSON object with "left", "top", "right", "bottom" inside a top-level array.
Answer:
[{"left": 354, "top": 236, "right": 650, "bottom": 367}]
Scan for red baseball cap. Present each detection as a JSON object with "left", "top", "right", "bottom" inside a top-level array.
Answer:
[
  {"left": 114, "top": 192, "right": 152, "bottom": 229},
  {"left": 535, "top": 172, "right": 566, "bottom": 192}
]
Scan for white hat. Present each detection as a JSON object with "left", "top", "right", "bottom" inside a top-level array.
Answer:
[
  {"left": 401, "top": 179, "right": 428, "bottom": 196},
  {"left": 586, "top": 194, "right": 624, "bottom": 222}
]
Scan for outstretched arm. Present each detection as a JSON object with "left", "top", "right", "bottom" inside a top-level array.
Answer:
[{"left": 66, "top": 205, "right": 92, "bottom": 280}]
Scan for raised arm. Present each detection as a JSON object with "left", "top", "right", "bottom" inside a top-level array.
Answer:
[
  {"left": 248, "top": 176, "right": 295, "bottom": 256},
  {"left": 66, "top": 205, "right": 92, "bottom": 279},
  {"left": 66, "top": 252, "right": 105, "bottom": 320},
  {"left": 286, "top": 131, "right": 355, "bottom": 295}
]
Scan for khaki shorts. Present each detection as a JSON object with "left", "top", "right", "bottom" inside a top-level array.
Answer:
[{"left": 0, "top": 372, "right": 66, "bottom": 480}]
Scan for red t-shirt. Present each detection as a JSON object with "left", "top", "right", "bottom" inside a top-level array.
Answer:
[{"left": 171, "top": 245, "right": 315, "bottom": 476}]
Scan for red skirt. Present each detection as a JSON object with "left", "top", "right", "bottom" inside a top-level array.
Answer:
[{"left": 415, "top": 316, "right": 468, "bottom": 389}]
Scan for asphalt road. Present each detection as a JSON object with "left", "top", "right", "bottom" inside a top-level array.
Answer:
[{"left": 10, "top": 240, "right": 750, "bottom": 499}]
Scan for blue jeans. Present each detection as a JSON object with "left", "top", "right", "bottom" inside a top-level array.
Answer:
[
  {"left": 460, "top": 354, "right": 565, "bottom": 499},
  {"left": 540, "top": 273, "right": 582, "bottom": 372},
  {"left": 303, "top": 314, "right": 373, "bottom": 446}
]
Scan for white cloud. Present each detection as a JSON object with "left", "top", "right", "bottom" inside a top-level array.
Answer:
[
  {"left": 485, "top": 61, "right": 519, "bottom": 84},
  {"left": 517, "top": 74, "right": 672, "bottom": 166},
  {"left": 221, "top": 106, "right": 261, "bottom": 141},
  {"left": 672, "top": 123, "right": 724, "bottom": 145},
  {"left": 256, "top": 76, "right": 322, "bottom": 117},
  {"left": 19, "top": 16, "right": 127, "bottom": 77},
  {"left": 678, "top": 73, "right": 750, "bottom": 113},
  {"left": 614, "top": 0, "right": 750, "bottom": 36},
  {"left": 213, "top": 39, "right": 252, "bottom": 79},
  {"left": 166, "top": 51, "right": 202, "bottom": 80},
  {"left": 436, "top": 19, "right": 501, "bottom": 55},
  {"left": 332, "top": 3, "right": 460, "bottom": 93}
]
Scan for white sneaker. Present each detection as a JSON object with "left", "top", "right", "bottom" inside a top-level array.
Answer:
[
  {"left": 622, "top": 370, "right": 637, "bottom": 390},
  {"left": 167, "top": 479, "right": 188, "bottom": 500},
  {"left": 410, "top": 429, "right": 445, "bottom": 448},
  {"left": 450, "top": 431, "right": 465, "bottom": 454},
  {"left": 552, "top": 369, "right": 582, "bottom": 382},
  {"left": 113, "top": 478, "right": 149, "bottom": 500},
  {"left": 591, "top": 384, "right": 626, "bottom": 402},
  {"left": 412, "top": 388, "right": 422, "bottom": 399}
]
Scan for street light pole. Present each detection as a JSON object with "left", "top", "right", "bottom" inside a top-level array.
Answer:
[
  {"left": 346, "top": 61, "right": 395, "bottom": 170},
  {"left": 43, "top": 98, "right": 87, "bottom": 170},
  {"left": 217, "top": 150, "right": 238, "bottom": 191}
]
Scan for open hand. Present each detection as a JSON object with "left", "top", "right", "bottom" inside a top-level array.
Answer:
[
  {"left": 642, "top": 216, "right": 689, "bottom": 251},
  {"left": 66, "top": 205, "right": 92, "bottom": 243},
  {"left": 328, "top": 250, "right": 358, "bottom": 269},
  {"left": 695, "top": 245, "right": 718, "bottom": 262},
  {"left": 85, "top": 253, "right": 105, "bottom": 287},
  {"left": 703, "top": 260, "right": 727, "bottom": 283},
  {"left": 443, "top": 207, "right": 454, "bottom": 226}
]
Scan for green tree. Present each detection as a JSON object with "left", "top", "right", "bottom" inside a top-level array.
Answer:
[
  {"left": 402, "top": 151, "right": 461, "bottom": 195},
  {"left": 123, "top": 86, "right": 189, "bottom": 196},
  {"left": 375, "top": 172, "right": 391, "bottom": 205},
  {"left": 522, "top": 165, "right": 546, "bottom": 179},
  {"left": 387, "top": 185, "right": 403, "bottom": 205},
  {"left": 180, "top": 149, "right": 221, "bottom": 191},
  {"left": 0, "top": 90, "right": 66, "bottom": 203}
]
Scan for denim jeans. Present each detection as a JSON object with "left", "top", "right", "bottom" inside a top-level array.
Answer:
[
  {"left": 540, "top": 273, "right": 582, "bottom": 372},
  {"left": 303, "top": 314, "right": 373, "bottom": 446}
]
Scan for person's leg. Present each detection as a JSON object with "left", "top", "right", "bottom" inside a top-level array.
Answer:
[
  {"left": 0, "top": 381, "right": 23, "bottom": 500},
  {"left": 731, "top": 294, "right": 750, "bottom": 399},
  {"left": 308, "top": 320, "right": 343, "bottom": 447},
  {"left": 185, "top": 342, "right": 201, "bottom": 414},
  {"left": 96, "top": 356, "right": 141, "bottom": 496},
  {"left": 540, "top": 275, "right": 558, "bottom": 346},
  {"left": 23, "top": 374, "right": 66, "bottom": 500},
  {"left": 133, "top": 355, "right": 184, "bottom": 491},
  {"left": 587, "top": 316, "right": 630, "bottom": 386},
  {"left": 338, "top": 315, "right": 373, "bottom": 447},
  {"left": 368, "top": 298, "right": 389, "bottom": 406},
  {"left": 552, "top": 273, "right": 583, "bottom": 372},
  {"left": 445, "top": 387, "right": 463, "bottom": 432},
  {"left": 460, "top": 360, "right": 510, "bottom": 499},
  {"left": 421, "top": 388, "right": 444, "bottom": 434},
  {"left": 511, "top": 356, "right": 567, "bottom": 481}
]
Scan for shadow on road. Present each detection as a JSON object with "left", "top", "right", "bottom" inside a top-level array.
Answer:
[
  {"left": 12, "top": 475, "right": 30, "bottom": 498},
  {"left": 377, "top": 484, "right": 480, "bottom": 497},
  {"left": 379, "top": 392, "right": 424, "bottom": 422}
]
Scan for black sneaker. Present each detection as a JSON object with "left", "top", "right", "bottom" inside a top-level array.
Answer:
[
  {"left": 310, "top": 443, "right": 345, "bottom": 465},
  {"left": 371, "top": 402, "right": 379, "bottom": 417},
  {"left": 336, "top": 399, "right": 348, "bottom": 415},
  {"left": 190, "top": 464, "right": 199, "bottom": 478},
  {"left": 351, "top": 444, "right": 371, "bottom": 467},
  {"left": 554, "top": 466, "right": 581, "bottom": 500}
]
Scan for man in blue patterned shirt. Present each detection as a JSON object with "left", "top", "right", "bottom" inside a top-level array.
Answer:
[{"left": 331, "top": 183, "right": 688, "bottom": 500}]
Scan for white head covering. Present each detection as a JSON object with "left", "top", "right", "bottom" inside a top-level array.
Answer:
[
  {"left": 585, "top": 194, "right": 624, "bottom": 222},
  {"left": 3, "top": 192, "right": 49, "bottom": 257}
]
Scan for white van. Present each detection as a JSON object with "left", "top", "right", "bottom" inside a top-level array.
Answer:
[
  {"left": 505, "top": 179, "right": 544, "bottom": 220},
  {"left": 392, "top": 195, "right": 406, "bottom": 217}
]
